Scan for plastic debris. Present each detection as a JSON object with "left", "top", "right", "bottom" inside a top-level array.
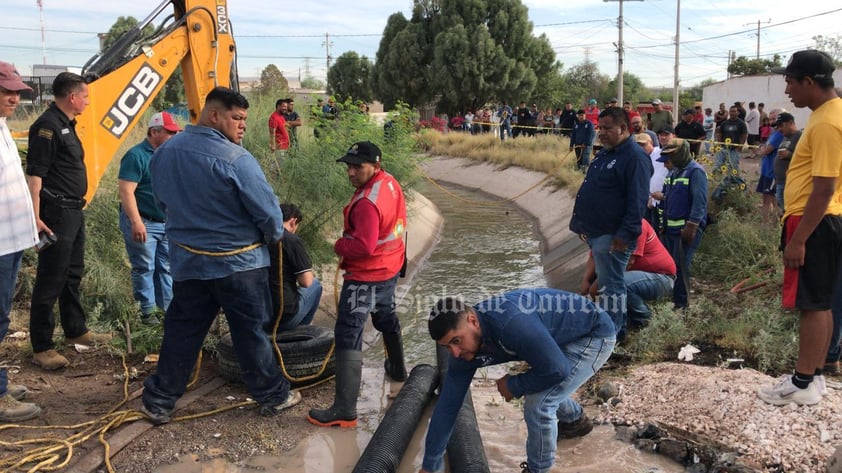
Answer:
[{"left": 677, "top": 344, "right": 700, "bottom": 362}]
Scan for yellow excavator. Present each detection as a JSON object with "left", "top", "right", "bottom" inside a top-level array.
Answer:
[{"left": 74, "top": 0, "right": 238, "bottom": 203}]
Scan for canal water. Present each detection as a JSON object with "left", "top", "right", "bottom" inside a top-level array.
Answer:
[{"left": 155, "top": 182, "right": 683, "bottom": 473}]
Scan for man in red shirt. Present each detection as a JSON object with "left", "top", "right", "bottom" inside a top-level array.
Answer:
[
  {"left": 580, "top": 219, "right": 675, "bottom": 337},
  {"left": 308, "top": 141, "right": 408, "bottom": 428},
  {"left": 268, "top": 99, "right": 289, "bottom": 155}
]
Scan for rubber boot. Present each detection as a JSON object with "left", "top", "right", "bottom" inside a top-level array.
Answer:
[
  {"left": 383, "top": 331, "right": 407, "bottom": 382},
  {"left": 307, "top": 350, "right": 362, "bottom": 427}
]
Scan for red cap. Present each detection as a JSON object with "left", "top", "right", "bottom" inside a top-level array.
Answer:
[
  {"left": 148, "top": 112, "right": 182, "bottom": 132},
  {"left": 0, "top": 61, "right": 32, "bottom": 92}
]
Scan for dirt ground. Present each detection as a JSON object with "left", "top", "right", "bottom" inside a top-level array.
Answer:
[{"left": 0, "top": 306, "right": 340, "bottom": 473}]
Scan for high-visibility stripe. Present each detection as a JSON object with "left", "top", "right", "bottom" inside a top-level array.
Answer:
[{"left": 667, "top": 219, "right": 685, "bottom": 227}]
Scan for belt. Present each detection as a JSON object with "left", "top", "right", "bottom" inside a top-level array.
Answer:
[
  {"left": 41, "top": 190, "right": 85, "bottom": 209},
  {"left": 140, "top": 212, "right": 166, "bottom": 224}
]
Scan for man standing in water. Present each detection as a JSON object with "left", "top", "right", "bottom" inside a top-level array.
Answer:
[{"left": 419, "top": 288, "right": 616, "bottom": 473}]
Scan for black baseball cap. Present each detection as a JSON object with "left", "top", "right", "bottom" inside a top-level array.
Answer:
[
  {"left": 337, "top": 141, "right": 382, "bottom": 165},
  {"left": 658, "top": 125, "right": 675, "bottom": 135},
  {"left": 774, "top": 112, "right": 795, "bottom": 126},
  {"left": 772, "top": 50, "right": 836, "bottom": 78}
]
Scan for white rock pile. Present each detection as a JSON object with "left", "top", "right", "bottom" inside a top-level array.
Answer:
[{"left": 593, "top": 363, "right": 842, "bottom": 472}]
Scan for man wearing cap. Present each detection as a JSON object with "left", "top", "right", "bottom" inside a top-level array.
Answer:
[
  {"left": 141, "top": 87, "right": 300, "bottom": 425},
  {"left": 772, "top": 112, "right": 800, "bottom": 211},
  {"left": 657, "top": 125, "right": 675, "bottom": 149},
  {"left": 570, "top": 107, "right": 651, "bottom": 338},
  {"left": 714, "top": 105, "right": 747, "bottom": 171},
  {"left": 674, "top": 109, "right": 707, "bottom": 157},
  {"left": 419, "top": 289, "right": 616, "bottom": 473},
  {"left": 0, "top": 61, "right": 42, "bottom": 421},
  {"left": 559, "top": 102, "right": 576, "bottom": 137},
  {"left": 569, "top": 109, "right": 595, "bottom": 171},
  {"left": 653, "top": 139, "right": 707, "bottom": 310},
  {"left": 308, "top": 140, "right": 408, "bottom": 428},
  {"left": 751, "top": 109, "right": 784, "bottom": 223},
  {"left": 118, "top": 111, "right": 181, "bottom": 326},
  {"left": 648, "top": 99, "right": 673, "bottom": 134},
  {"left": 607, "top": 97, "right": 619, "bottom": 108},
  {"left": 585, "top": 99, "right": 600, "bottom": 127},
  {"left": 757, "top": 49, "right": 842, "bottom": 406},
  {"left": 26, "top": 72, "right": 108, "bottom": 371}
]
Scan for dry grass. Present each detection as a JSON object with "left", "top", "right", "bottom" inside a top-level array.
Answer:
[{"left": 426, "top": 131, "right": 584, "bottom": 193}]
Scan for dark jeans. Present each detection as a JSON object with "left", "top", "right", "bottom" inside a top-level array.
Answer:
[
  {"left": 664, "top": 230, "right": 703, "bottom": 308},
  {"left": 1, "top": 251, "right": 24, "bottom": 396},
  {"left": 335, "top": 274, "right": 400, "bottom": 351},
  {"left": 143, "top": 268, "right": 290, "bottom": 413},
  {"left": 30, "top": 205, "right": 87, "bottom": 353},
  {"left": 827, "top": 261, "right": 842, "bottom": 363}
]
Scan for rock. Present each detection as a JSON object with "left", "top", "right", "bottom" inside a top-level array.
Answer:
[
  {"left": 615, "top": 426, "right": 636, "bottom": 443},
  {"left": 829, "top": 445, "right": 842, "bottom": 473},
  {"left": 597, "top": 381, "right": 620, "bottom": 402},
  {"left": 635, "top": 438, "right": 657, "bottom": 451},
  {"left": 658, "top": 439, "right": 689, "bottom": 463}
]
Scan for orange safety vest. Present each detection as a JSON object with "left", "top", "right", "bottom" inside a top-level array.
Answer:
[{"left": 340, "top": 170, "right": 406, "bottom": 281}]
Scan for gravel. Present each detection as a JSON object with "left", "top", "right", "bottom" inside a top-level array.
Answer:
[{"left": 592, "top": 362, "right": 842, "bottom": 472}]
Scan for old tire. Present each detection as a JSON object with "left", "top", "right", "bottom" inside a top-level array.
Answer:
[{"left": 215, "top": 325, "right": 335, "bottom": 388}]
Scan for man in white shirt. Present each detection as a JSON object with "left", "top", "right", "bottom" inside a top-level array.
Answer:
[
  {"left": 745, "top": 101, "right": 760, "bottom": 145},
  {"left": 0, "top": 60, "right": 41, "bottom": 422},
  {"left": 635, "top": 133, "right": 667, "bottom": 234}
]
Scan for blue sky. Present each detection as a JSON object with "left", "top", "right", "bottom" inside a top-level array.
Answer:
[{"left": 1, "top": 0, "right": 839, "bottom": 89}]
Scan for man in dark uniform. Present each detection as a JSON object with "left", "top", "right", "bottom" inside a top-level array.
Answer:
[{"left": 26, "top": 72, "right": 107, "bottom": 370}]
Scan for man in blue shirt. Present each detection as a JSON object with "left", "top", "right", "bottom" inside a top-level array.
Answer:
[
  {"left": 569, "top": 109, "right": 595, "bottom": 171},
  {"left": 141, "top": 87, "right": 300, "bottom": 424},
  {"left": 419, "top": 289, "right": 616, "bottom": 473},
  {"left": 118, "top": 111, "right": 181, "bottom": 326},
  {"left": 569, "top": 107, "right": 651, "bottom": 338},
  {"left": 497, "top": 102, "right": 513, "bottom": 141},
  {"left": 653, "top": 139, "right": 708, "bottom": 310}
]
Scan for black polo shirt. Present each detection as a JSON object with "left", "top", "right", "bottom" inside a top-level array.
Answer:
[{"left": 26, "top": 103, "right": 87, "bottom": 199}]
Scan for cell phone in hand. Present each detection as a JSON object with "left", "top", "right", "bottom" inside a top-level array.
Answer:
[{"left": 35, "top": 231, "right": 57, "bottom": 252}]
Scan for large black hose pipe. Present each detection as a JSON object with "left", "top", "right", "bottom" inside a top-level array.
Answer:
[
  {"left": 353, "top": 364, "right": 439, "bottom": 473},
  {"left": 437, "top": 345, "right": 491, "bottom": 473}
]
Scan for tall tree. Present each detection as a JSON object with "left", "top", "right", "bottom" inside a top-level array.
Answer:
[
  {"left": 327, "top": 52, "right": 374, "bottom": 103},
  {"left": 727, "top": 55, "right": 783, "bottom": 76},
  {"left": 560, "top": 60, "right": 611, "bottom": 108},
  {"left": 812, "top": 35, "right": 842, "bottom": 66},
  {"left": 255, "top": 64, "right": 289, "bottom": 97},
  {"left": 604, "top": 72, "right": 646, "bottom": 105},
  {"left": 301, "top": 76, "right": 325, "bottom": 90},
  {"left": 373, "top": 0, "right": 556, "bottom": 115}
]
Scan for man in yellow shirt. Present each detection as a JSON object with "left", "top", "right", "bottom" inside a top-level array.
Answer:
[{"left": 758, "top": 50, "right": 842, "bottom": 406}]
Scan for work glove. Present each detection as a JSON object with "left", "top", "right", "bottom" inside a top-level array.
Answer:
[{"left": 681, "top": 222, "right": 699, "bottom": 245}]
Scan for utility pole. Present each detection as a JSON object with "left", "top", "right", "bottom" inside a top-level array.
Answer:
[
  {"left": 605, "top": 0, "right": 643, "bottom": 106},
  {"left": 672, "top": 0, "right": 680, "bottom": 125},
  {"left": 744, "top": 19, "right": 771, "bottom": 59},
  {"left": 322, "top": 33, "right": 333, "bottom": 74},
  {"left": 37, "top": 0, "right": 47, "bottom": 64}
]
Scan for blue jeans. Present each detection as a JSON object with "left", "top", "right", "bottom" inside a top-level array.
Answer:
[
  {"left": 120, "top": 211, "right": 172, "bottom": 315},
  {"left": 142, "top": 268, "right": 290, "bottom": 413},
  {"left": 523, "top": 335, "right": 616, "bottom": 473},
  {"left": 587, "top": 234, "right": 634, "bottom": 338},
  {"left": 625, "top": 270, "right": 674, "bottom": 327},
  {"left": 575, "top": 146, "right": 592, "bottom": 171},
  {"left": 335, "top": 275, "right": 400, "bottom": 351},
  {"left": 663, "top": 231, "right": 702, "bottom": 308},
  {"left": 276, "top": 279, "right": 322, "bottom": 332},
  {"left": 500, "top": 122, "right": 512, "bottom": 141},
  {"left": 0, "top": 251, "right": 24, "bottom": 396},
  {"left": 714, "top": 148, "right": 741, "bottom": 171}
]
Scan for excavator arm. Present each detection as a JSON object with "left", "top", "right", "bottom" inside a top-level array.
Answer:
[{"left": 76, "top": 0, "right": 237, "bottom": 202}]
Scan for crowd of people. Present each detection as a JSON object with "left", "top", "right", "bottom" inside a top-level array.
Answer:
[{"left": 1, "top": 48, "right": 841, "bottom": 473}]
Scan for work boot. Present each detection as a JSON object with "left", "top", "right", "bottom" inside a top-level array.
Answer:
[
  {"left": 557, "top": 413, "right": 594, "bottom": 439},
  {"left": 32, "top": 349, "right": 70, "bottom": 370},
  {"left": 259, "top": 390, "right": 302, "bottom": 417},
  {"left": 7, "top": 384, "right": 29, "bottom": 401},
  {"left": 825, "top": 360, "right": 840, "bottom": 375},
  {"left": 382, "top": 331, "right": 407, "bottom": 382},
  {"left": 66, "top": 331, "right": 112, "bottom": 346},
  {"left": 0, "top": 393, "right": 42, "bottom": 422},
  {"left": 519, "top": 461, "right": 533, "bottom": 473},
  {"left": 307, "top": 350, "right": 362, "bottom": 428}
]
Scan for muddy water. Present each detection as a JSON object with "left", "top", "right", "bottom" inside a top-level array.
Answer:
[{"left": 156, "top": 183, "right": 683, "bottom": 473}]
